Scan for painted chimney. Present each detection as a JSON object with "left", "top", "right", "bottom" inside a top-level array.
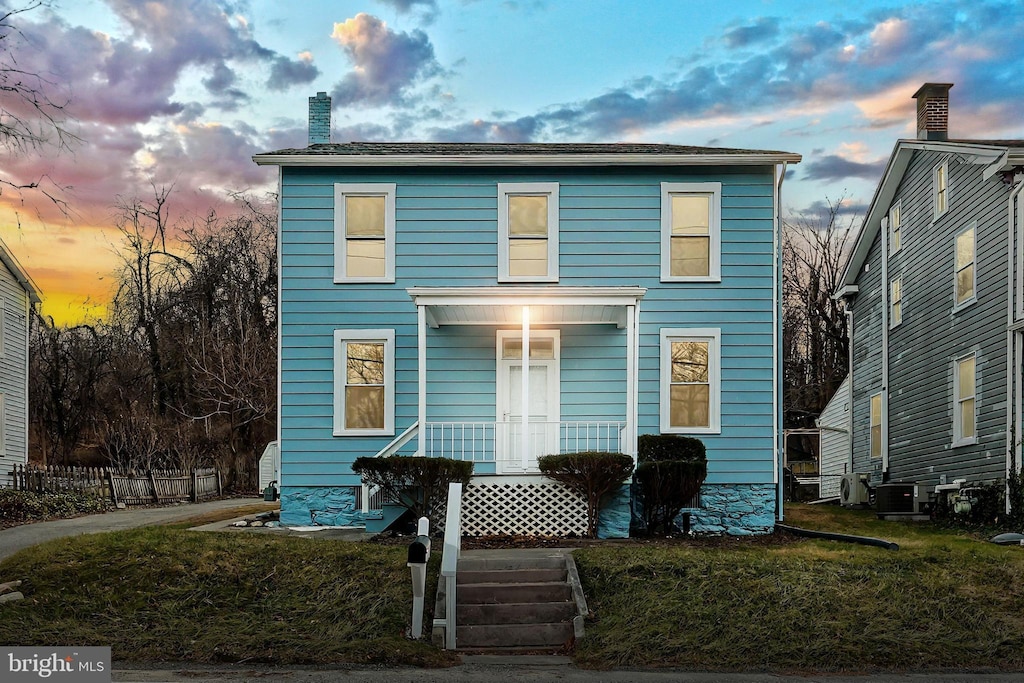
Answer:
[
  {"left": 308, "top": 91, "right": 331, "bottom": 145},
  {"left": 912, "top": 83, "right": 953, "bottom": 141}
]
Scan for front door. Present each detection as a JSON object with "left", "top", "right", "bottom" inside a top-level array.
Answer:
[{"left": 496, "top": 330, "right": 560, "bottom": 473}]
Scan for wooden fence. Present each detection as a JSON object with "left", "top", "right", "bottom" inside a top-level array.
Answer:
[{"left": 8, "top": 465, "right": 222, "bottom": 506}]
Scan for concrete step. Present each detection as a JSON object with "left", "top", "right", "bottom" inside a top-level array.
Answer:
[
  {"left": 458, "top": 581, "right": 571, "bottom": 604},
  {"left": 458, "top": 601, "right": 576, "bottom": 626},
  {"left": 457, "top": 568, "right": 566, "bottom": 585},
  {"left": 457, "top": 622, "right": 573, "bottom": 649},
  {"left": 457, "top": 555, "right": 566, "bottom": 572}
]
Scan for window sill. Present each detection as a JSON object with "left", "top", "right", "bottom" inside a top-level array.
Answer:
[
  {"left": 661, "top": 426, "right": 721, "bottom": 436},
  {"left": 660, "top": 275, "right": 722, "bottom": 284},
  {"left": 498, "top": 276, "right": 559, "bottom": 284},
  {"left": 334, "top": 277, "right": 396, "bottom": 284},
  {"left": 334, "top": 429, "right": 395, "bottom": 437},
  {"left": 952, "top": 437, "right": 977, "bottom": 448},
  {"left": 953, "top": 297, "right": 977, "bottom": 314}
]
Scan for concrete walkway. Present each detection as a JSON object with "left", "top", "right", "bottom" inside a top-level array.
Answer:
[{"left": 0, "top": 497, "right": 265, "bottom": 562}]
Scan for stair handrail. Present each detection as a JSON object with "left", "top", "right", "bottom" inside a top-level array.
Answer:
[
  {"left": 438, "top": 481, "right": 462, "bottom": 650},
  {"left": 361, "top": 421, "right": 420, "bottom": 513}
]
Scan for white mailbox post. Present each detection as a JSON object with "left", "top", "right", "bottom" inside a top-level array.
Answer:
[{"left": 407, "top": 516, "right": 431, "bottom": 638}]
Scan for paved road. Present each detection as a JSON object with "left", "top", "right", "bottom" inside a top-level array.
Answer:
[
  {"left": 111, "top": 659, "right": 1024, "bottom": 683},
  {"left": 0, "top": 497, "right": 264, "bottom": 562}
]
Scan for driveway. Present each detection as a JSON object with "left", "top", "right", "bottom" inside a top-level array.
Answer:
[{"left": 0, "top": 497, "right": 264, "bottom": 562}]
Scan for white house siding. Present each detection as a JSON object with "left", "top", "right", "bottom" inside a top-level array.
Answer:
[
  {"left": 0, "top": 259, "right": 30, "bottom": 485},
  {"left": 818, "top": 375, "right": 850, "bottom": 498},
  {"left": 850, "top": 148, "right": 1010, "bottom": 487}
]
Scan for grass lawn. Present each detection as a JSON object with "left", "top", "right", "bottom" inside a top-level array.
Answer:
[
  {"left": 0, "top": 524, "right": 455, "bottom": 667},
  {"left": 1, "top": 503, "right": 1023, "bottom": 672},
  {"left": 573, "top": 504, "right": 1024, "bottom": 672}
]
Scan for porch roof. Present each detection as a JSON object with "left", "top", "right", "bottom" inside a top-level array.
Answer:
[{"left": 407, "top": 286, "right": 647, "bottom": 328}]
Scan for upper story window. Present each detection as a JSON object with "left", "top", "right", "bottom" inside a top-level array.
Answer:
[
  {"left": 498, "top": 182, "right": 559, "bottom": 282},
  {"left": 334, "top": 183, "right": 396, "bottom": 283},
  {"left": 869, "top": 392, "right": 882, "bottom": 459},
  {"left": 660, "top": 328, "right": 721, "bottom": 434},
  {"left": 954, "top": 224, "right": 976, "bottom": 309},
  {"left": 890, "top": 276, "right": 902, "bottom": 328},
  {"left": 933, "top": 161, "right": 948, "bottom": 220},
  {"left": 661, "top": 182, "right": 722, "bottom": 282},
  {"left": 889, "top": 201, "right": 902, "bottom": 255},
  {"left": 953, "top": 354, "right": 976, "bottom": 447},
  {"left": 333, "top": 329, "right": 395, "bottom": 436}
]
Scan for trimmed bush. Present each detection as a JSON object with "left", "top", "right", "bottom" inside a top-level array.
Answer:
[
  {"left": 635, "top": 435, "right": 707, "bottom": 536},
  {"left": 352, "top": 456, "right": 472, "bottom": 533},
  {"left": 0, "top": 490, "right": 108, "bottom": 526},
  {"left": 538, "top": 451, "right": 634, "bottom": 538}
]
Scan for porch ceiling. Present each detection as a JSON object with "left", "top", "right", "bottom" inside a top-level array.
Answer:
[{"left": 407, "top": 286, "right": 647, "bottom": 328}]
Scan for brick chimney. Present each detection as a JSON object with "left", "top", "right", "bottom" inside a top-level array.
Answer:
[
  {"left": 912, "top": 83, "right": 953, "bottom": 141},
  {"left": 308, "top": 91, "right": 331, "bottom": 145}
]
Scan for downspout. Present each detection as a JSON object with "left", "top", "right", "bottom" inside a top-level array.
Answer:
[
  {"left": 275, "top": 166, "right": 283, "bottom": 489},
  {"left": 846, "top": 309, "right": 855, "bottom": 475},
  {"left": 880, "top": 216, "right": 890, "bottom": 479},
  {"left": 1006, "top": 176, "right": 1024, "bottom": 509},
  {"left": 775, "top": 162, "right": 786, "bottom": 520}
]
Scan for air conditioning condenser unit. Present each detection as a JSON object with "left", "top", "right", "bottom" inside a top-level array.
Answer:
[{"left": 840, "top": 473, "right": 870, "bottom": 507}]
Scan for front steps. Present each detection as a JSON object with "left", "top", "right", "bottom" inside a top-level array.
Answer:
[{"left": 434, "top": 549, "right": 587, "bottom": 651}]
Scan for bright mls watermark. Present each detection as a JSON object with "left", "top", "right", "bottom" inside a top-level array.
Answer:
[{"left": 2, "top": 647, "right": 110, "bottom": 682}]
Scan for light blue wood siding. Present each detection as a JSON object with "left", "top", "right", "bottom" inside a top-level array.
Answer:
[
  {"left": 0, "top": 260, "right": 30, "bottom": 481},
  {"left": 280, "top": 166, "right": 778, "bottom": 487}
]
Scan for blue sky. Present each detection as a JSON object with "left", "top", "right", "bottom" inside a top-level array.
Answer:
[{"left": 4, "top": 0, "right": 1024, "bottom": 323}]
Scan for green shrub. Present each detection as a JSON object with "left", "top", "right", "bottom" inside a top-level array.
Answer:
[
  {"left": 0, "top": 490, "right": 108, "bottom": 525},
  {"left": 638, "top": 434, "right": 706, "bottom": 462},
  {"left": 352, "top": 456, "right": 472, "bottom": 533},
  {"left": 538, "top": 451, "right": 634, "bottom": 538},
  {"left": 635, "top": 435, "right": 707, "bottom": 536}
]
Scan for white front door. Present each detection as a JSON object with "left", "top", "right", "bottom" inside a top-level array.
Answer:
[{"left": 496, "top": 330, "right": 560, "bottom": 473}]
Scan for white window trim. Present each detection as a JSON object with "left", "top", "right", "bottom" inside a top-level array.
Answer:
[
  {"left": 497, "top": 182, "right": 559, "bottom": 283},
  {"left": 953, "top": 223, "right": 977, "bottom": 312},
  {"left": 660, "top": 182, "right": 722, "bottom": 283},
  {"left": 659, "top": 328, "right": 721, "bottom": 434},
  {"left": 0, "top": 393, "right": 5, "bottom": 454},
  {"left": 869, "top": 391, "right": 883, "bottom": 460},
  {"left": 953, "top": 353, "right": 977, "bottom": 448},
  {"left": 889, "top": 276, "right": 902, "bottom": 329},
  {"left": 889, "top": 200, "right": 902, "bottom": 256},
  {"left": 334, "top": 183, "right": 397, "bottom": 283},
  {"left": 333, "top": 329, "right": 395, "bottom": 437},
  {"left": 0, "top": 296, "right": 4, "bottom": 357},
  {"left": 933, "top": 161, "right": 949, "bottom": 221}
]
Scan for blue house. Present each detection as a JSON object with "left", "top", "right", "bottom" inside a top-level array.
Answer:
[{"left": 253, "top": 93, "right": 800, "bottom": 536}]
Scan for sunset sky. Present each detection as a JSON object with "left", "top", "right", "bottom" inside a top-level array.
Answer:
[{"left": 3, "top": 0, "right": 1024, "bottom": 325}]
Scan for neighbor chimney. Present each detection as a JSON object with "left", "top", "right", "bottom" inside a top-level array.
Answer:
[
  {"left": 308, "top": 91, "right": 331, "bottom": 145},
  {"left": 912, "top": 83, "right": 953, "bottom": 141}
]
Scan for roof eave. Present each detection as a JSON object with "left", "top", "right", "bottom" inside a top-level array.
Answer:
[
  {"left": 252, "top": 152, "right": 802, "bottom": 167},
  {"left": 0, "top": 238, "right": 42, "bottom": 304}
]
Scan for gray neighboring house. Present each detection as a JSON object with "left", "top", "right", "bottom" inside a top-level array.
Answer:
[
  {"left": 837, "top": 83, "right": 1024, "bottom": 492},
  {"left": 0, "top": 237, "right": 41, "bottom": 485}
]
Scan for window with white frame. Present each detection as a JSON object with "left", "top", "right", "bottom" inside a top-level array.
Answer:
[
  {"left": 889, "top": 201, "right": 902, "bottom": 255},
  {"left": 660, "top": 328, "right": 721, "bottom": 434},
  {"left": 953, "top": 354, "right": 976, "bottom": 446},
  {"left": 661, "top": 182, "right": 722, "bottom": 281},
  {"left": 498, "top": 182, "right": 559, "bottom": 282},
  {"left": 955, "top": 224, "right": 976, "bottom": 308},
  {"left": 869, "top": 392, "right": 882, "bottom": 459},
  {"left": 890, "top": 276, "right": 902, "bottom": 327},
  {"left": 333, "top": 330, "right": 395, "bottom": 436},
  {"left": 334, "top": 183, "right": 396, "bottom": 283},
  {"left": 934, "top": 161, "right": 948, "bottom": 219}
]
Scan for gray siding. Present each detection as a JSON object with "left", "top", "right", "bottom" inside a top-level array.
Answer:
[
  {"left": 851, "top": 148, "right": 1010, "bottom": 486},
  {"left": 0, "top": 259, "right": 30, "bottom": 482}
]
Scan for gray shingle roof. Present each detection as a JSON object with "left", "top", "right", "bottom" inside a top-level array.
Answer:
[{"left": 260, "top": 141, "right": 796, "bottom": 156}]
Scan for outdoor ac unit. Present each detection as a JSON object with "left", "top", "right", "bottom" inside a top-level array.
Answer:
[
  {"left": 876, "top": 482, "right": 930, "bottom": 515},
  {"left": 840, "top": 473, "right": 870, "bottom": 507}
]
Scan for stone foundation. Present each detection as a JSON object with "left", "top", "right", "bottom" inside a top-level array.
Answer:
[
  {"left": 688, "top": 483, "right": 777, "bottom": 535},
  {"left": 280, "top": 486, "right": 361, "bottom": 527}
]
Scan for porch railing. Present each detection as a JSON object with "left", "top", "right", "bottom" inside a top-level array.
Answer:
[{"left": 421, "top": 421, "right": 625, "bottom": 463}]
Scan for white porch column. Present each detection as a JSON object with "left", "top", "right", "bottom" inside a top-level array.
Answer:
[
  {"left": 418, "top": 304, "right": 427, "bottom": 456},
  {"left": 625, "top": 304, "right": 636, "bottom": 458},
  {"left": 521, "top": 306, "right": 530, "bottom": 469}
]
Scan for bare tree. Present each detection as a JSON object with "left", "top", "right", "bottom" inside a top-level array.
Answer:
[
  {"left": 0, "top": 1, "right": 79, "bottom": 213},
  {"left": 783, "top": 195, "right": 857, "bottom": 428}
]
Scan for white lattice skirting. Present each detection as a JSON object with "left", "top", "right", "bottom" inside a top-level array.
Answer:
[{"left": 461, "top": 480, "right": 588, "bottom": 536}]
